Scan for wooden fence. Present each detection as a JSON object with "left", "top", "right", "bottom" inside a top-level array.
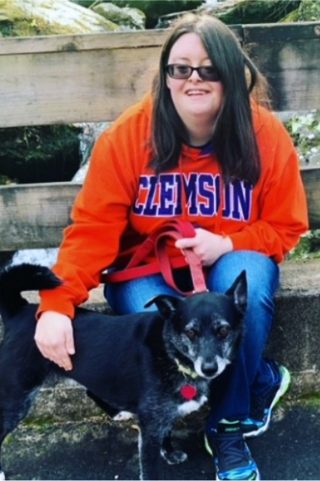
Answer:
[{"left": 0, "top": 21, "right": 319, "bottom": 251}]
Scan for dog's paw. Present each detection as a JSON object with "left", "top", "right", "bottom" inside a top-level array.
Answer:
[
  {"left": 160, "top": 449, "right": 188, "bottom": 465},
  {"left": 112, "top": 410, "right": 134, "bottom": 422},
  {"left": 0, "top": 470, "right": 5, "bottom": 480}
]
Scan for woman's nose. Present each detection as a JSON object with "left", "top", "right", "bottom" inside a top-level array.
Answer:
[{"left": 189, "top": 69, "right": 202, "bottom": 81}]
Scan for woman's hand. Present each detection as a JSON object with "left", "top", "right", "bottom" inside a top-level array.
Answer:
[
  {"left": 175, "top": 228, "right": 233, "bottom": 266},
  {"left": 34, "top": 311, "right": 75, "bottom": 371}
]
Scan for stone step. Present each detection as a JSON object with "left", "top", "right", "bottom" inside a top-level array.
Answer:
[
  {"left": 2, "top": 401, "right": 320, "bottom": 480},
  {"left": 269, "top": 259, "right": 320, "bottom": 395},
  {"left": 1, "top": 258, "right": 319, "bottom": 424}
]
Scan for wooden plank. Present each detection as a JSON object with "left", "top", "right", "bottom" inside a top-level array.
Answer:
[
  {"left": 0, "top": 22, "right": 319, "bottom": 127},
  {"left": 0, "top": 22, "right": 316, "bottom": 56},
  {"left": 244, "top": 23, "right": 320, "bottom": 111},
  {"left": 0, "top": 46, "right": 159, "bottom": 127},
  {"left": 0, "top": 182, "right": 81, "bottom": 251},
  {"left": 243, "top": 22, "right": 320, "bottom": 42},
  {"left": 0, "top": 29, "right": 168, "bottom": 55},
  {"left": 0, "top": 168, "right": 318, "bottom": 252},
  {"left": 300, "top": 166, "right": 320, "bottom": 231}
]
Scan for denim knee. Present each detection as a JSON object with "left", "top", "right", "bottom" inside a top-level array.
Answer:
[
  {"left": 207, "top": 250, "right": 279, "bottom": 363},
  {"left": 207, "top": 251, "right": 279, "bottom": 315},
  {"left": 206, "top": 250, "right": 279, "bottom": 297},
  {"left": 104, "top": 274, "right": 180, "bottom": 314}
]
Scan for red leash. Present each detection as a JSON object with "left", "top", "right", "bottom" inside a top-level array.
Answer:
[{"left": 101, "top": 220, "right": 207, "bottom": 295}]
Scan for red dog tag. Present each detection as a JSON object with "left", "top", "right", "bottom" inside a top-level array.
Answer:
[{"left": 180, "top": 384, "right": 197, "bottom": 400}]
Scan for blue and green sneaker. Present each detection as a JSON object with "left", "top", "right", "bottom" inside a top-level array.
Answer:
[
  {"left": 241, "top": 364, "right": 291, "bottom": 438},
  {"left": 205, "top": 420, "right": 260, "bottom": 480}
]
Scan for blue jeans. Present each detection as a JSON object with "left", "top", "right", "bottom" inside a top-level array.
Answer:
[{"left": 105, "top": 250, "right": 279, "bottom": 428}]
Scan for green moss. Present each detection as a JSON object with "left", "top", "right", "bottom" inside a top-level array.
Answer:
[
  {"left": 296, "top": 392, "right": 320, "bottom": 407},
  {"left": 0, "top": 1, "right": 117, "bottom": 37},
  {"left": 21, "top": 416, "right": 58, "bottom": 429},
  {"left": 0, "top": 17, "right": 91, "bottom": 37},
  {"left": 216, "top": 0, "right": 301, "bottom": 25},
  {"left": 282, "top": 0, "right": 320, "bottom": 21},
  {"left": 111, "top": 0, "right": 203, "bottom": 28}
]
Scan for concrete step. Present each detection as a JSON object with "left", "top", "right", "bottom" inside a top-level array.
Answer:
[
  {"left": 1, "top": 259, "right": 319, "bottom": 419},
  {"left": 269, "top": 259, "right": 320, "bottom": 394},
  {"left": 0, "top": 259, "right": 319, "bottom": 480},
  {"left": 2, "top": 401, "right": 320, "bottom": 480}
]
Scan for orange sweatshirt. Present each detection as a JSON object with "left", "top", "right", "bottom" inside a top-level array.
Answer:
[{"left": 39, "top": 94, "right": 308, "bottom": 319}]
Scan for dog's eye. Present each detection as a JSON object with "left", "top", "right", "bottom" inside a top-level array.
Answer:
[
  {"left": 217, "top": 325, "right": 230, "bottom": 339},
  {"left": 185, "top": 328, "right": 198, "bottom": 340}
]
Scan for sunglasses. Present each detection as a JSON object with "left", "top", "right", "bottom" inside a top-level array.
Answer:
[{"left": 165, "top": 64, "right": 221, "bottom": 82}]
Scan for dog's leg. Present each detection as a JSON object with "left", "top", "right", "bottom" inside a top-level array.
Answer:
[
  {"left": 0, "top": 416, "right": 6, "bottom": 481},
  {"left": 86, "top": 390, "right": 133, "bottom": 422},
  {"left": 0, "top": 388, "right": 38, "bottom": 480},
  {"left": 86, "top": 390, "right": 119, "bottom": 417},
  {"left": 160, "top": 432, "right": 188, "bottom": 465},
  {"left": 138, "top": 418, "right": 163, "bottom": 480}
]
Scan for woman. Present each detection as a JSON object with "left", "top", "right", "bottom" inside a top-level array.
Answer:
[{"left": 35, "top": 13, "right": 308, "bottom": 480}]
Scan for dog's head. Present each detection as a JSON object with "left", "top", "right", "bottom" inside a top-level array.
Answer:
[{"left": 146, "top": 271, "right": 246, "bottom": 380}]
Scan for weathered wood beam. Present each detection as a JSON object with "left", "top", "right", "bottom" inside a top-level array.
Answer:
[
  {"left": 0, "top": 167, "right": 318, "bottom": 252},
  {"left": 0, "top": 22, "right": 319, "bottom": 128},
  {"left": 244, "top": 23, "right": 320, "bottom": 111},
  {"left": 301, "top": 166, "right": 320, "bottom": 232},
  {"left": 0, "top": 182, "right": 81, "bottom": 251}
]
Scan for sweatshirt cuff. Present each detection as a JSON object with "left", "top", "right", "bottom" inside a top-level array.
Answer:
[
  {"left": 229, "top": 231, "right": 253, "bottom": 252},
  {"left": 37, "top": 287, "right": 76, "bottom": 320}
]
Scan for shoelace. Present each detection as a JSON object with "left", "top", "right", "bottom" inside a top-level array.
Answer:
[{"left": 214, "top": 432, "right": 249, "bottom": 471}]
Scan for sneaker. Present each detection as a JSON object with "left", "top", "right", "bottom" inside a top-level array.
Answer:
[
  {"left": 241, "top": 364, "right": 291, "bottom": 438},
  {"left": 204, "top": 420, "right": 260, "bottom": 480}
]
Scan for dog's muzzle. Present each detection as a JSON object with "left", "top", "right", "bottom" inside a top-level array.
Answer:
[{"left": 195, "top": 356, "right": 230, "bottom": 379}]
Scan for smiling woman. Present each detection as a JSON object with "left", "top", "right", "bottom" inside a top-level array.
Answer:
[
  {"left": 35, "top": 12, "right": 308, "bottom": 481},
  {"left": 165, "top": 32, "right": 224, "bottom": 146}
]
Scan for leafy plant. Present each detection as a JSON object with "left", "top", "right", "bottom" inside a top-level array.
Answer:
[
  {"left": 0, "top": 125, "right": 81, "bottom": 184},
  {"left": 285, "top": 111, "right": 320, "bottom": 165}
]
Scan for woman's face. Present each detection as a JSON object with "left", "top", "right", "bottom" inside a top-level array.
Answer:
[{"left": 166, "top": 32, "right": 224, "bottom": 126}]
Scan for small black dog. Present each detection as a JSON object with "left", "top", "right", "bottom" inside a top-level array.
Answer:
[{"left": 0, "top": 263, "right": 246, "bottom": 480}]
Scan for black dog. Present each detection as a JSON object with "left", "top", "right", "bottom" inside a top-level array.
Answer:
[{"left": 0, "top": 263, "right": 246, "bottom": 480}]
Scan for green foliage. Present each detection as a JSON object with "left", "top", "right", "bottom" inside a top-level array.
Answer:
[
  {"left": 284, "top": 111, "right": 320, "bottom": 260},
  {"left": 285, "top": 111, "right": 320, "bottom": 165},
  {"left": 288, "top": 230, "right": 320, "bottom": 260},
  {"left": 0, "top": 125, "right": 81, "bottom": 184},
  {"left": 282, "top": 0, "right": 320, "bottom": 21},
  {"left": 110, "top": 0, "right": 203, "bottom": 28},
  {"left": 215, "top": 0, "right": 301, "bottom": 25}
]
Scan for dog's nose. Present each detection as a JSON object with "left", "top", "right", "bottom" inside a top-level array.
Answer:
[{"left": 201, "top": 361, "right": 217, "bottom": 378}]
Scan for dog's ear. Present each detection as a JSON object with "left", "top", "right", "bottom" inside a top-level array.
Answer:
[
  {"left": 145, "top": 295, "right": 180, "bottom": 318},
  {"left": 225, "top": 270, "right": 247, "bottom": 315}
]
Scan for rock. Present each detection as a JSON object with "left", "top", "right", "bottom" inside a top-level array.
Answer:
[
  {"left": 0, "top": 0, "right": 119, "bottom": 37},
  {"left": 112, "top": 0, "right": 203, "bottom": 29},
  {"left": 282, "top": 0, "right": 320, "bottom": 21},
  {"left": 92, "top": 2, "right": 146, "bottom": 30},
  {"left": 200, "top": 0, "right": 301, "bottom": 24}
]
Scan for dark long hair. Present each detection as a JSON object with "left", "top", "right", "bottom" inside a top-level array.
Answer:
[{"left": 150, "top": 13, "right": 270, "bottom": 185}]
